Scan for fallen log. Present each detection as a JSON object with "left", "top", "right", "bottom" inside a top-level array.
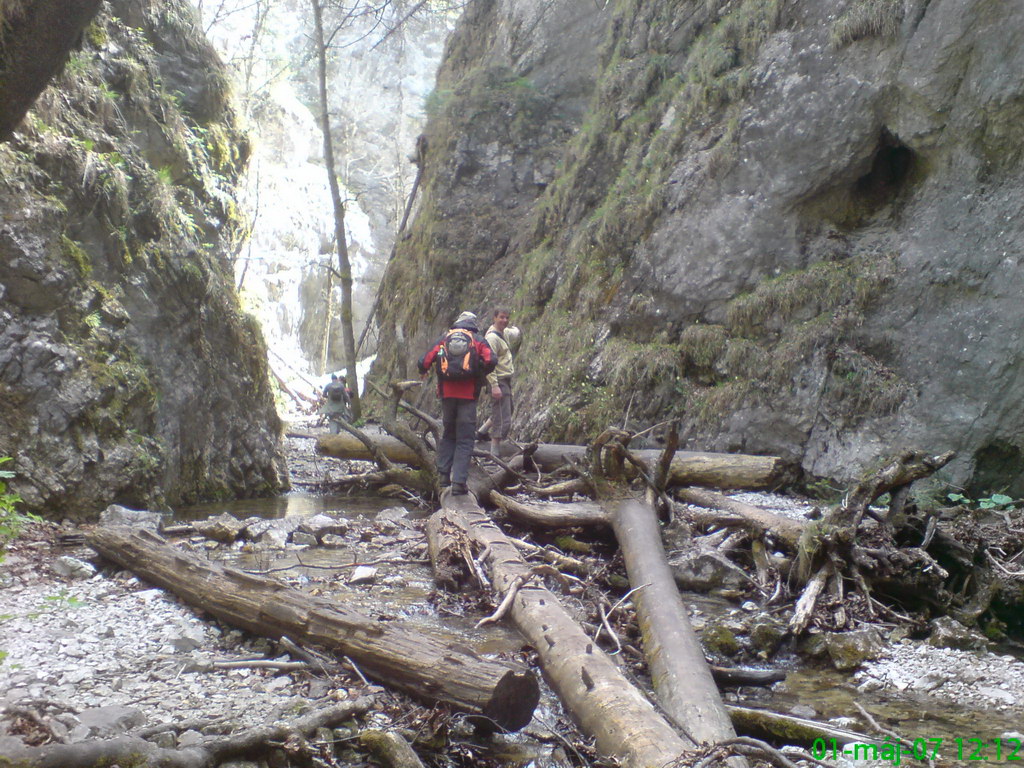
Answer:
[
  {"left": 531, "top": 444, "right": 788, "bottom": 490},
  {"left": 87, "top": 527, "right": 539, "bottom": 732},
  {"left": 318, "top": 431, "right": 421, "bottom": 465},
  {"left": 425, "top": 511, "right": 474, "bottom": 591},
  {"left": 428, "top": 488, "right": 691, "bottom": 768},
  {"left": 0, "top": 697, "right": 374, "bottom": 768},
  {"left": 710, "top": 666, "right": 787, "bottom": 687},
  {"left": 610, "top": 499, "right": 740, "bottom": 750},
  {"left": 319, "top": 436, "right": 787, "bottom": 491},
  {"left": 823, "top": 450, "right": 955, "bottom": 531},
  {"left": 677, "top": 487, "right": 806, "bottom": 550},
  {"left": 270, "top": 365, "right": 316, "bottom": 409},
  {"left": 286, "top": 429, "right": 320, "bottom": 439},
  {"left": 726, "top": 705, "right": 878, "bottom": 749},
  {"left": 317, "top": 424, "right": 435, "bottom": 493},
  {"left": 491, "top": 491, "right": 610, "bottom": 528}
]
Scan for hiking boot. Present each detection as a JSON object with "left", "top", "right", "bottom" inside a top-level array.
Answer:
[
  {"left": 438, "top": 475, "right": 451, "bottom": 488},
  {"left": 475, "top": 430, "right": 490, "bottom": 441},
  {"left": 451, "top": 483, "right": 469, "bottom": 496}
]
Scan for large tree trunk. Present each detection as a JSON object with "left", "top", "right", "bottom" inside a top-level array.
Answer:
[
  {"left": 428, "top": 492, "right": 691, "bottom": 768},
  {"left": 318, "top": 435, "right": 786, "bottom": 490},
  {"left": 528, "top": 443, "right": 787, "bottom": 489},
  {"left": 610, "top": 499, "right": 741, "bottom": 751},
  {"left": 318, "top": 431, "right": 422, "bottom": 465},
  {"left": 491, "top": 491, "right": 610, "bottom": 528},
  {"left": 87, "top": 527, "right": 539, "bottom": 732}
]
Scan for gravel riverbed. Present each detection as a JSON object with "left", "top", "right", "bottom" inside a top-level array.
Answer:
[{"left": 3, "top": 447, "right": 1024, "bottom": 766}]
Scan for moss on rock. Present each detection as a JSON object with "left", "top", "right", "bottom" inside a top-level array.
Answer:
[{"left": 0, "top": 0, "right": 284, "bottom": 518}]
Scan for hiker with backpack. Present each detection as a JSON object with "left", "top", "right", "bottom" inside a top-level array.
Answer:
[
  {"left": 418, "top": 311, "right": 496, "bottom": 496},
  {"left": 321, "top": 373, "right": 352, "bottom": 433},
  {"left": 482, "top": 308, "right": 521, "bottom": 456}
]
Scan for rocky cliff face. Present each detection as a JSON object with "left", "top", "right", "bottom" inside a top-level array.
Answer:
[
  {"left": 373, "top": 0, "right": 1024, "bottom": 494},
  {"left": 0, "top": 0, "right": 288, "bottom": 517}
]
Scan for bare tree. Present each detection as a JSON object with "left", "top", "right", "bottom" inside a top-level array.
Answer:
[{"left": 310, "top": 0, "right": 362, "bottom": 419}]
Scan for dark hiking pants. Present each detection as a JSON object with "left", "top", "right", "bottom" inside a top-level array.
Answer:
[{"left": 438, "top": 398, "right": 478, "bottom": 484}]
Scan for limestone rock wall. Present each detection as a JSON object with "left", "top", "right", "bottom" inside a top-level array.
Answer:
[
  {"left": 0, "top": 0, "right": 288, "bottom": 517},
  {"left": 372, "top": 0, "right": 1024, "bottom": 494}
]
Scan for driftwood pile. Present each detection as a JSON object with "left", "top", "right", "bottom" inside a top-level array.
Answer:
[{"left": 52, "top": 380, "right": 1023, "bottom": 768}]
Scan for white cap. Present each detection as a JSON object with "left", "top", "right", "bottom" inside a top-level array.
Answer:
[{"left": 456, "top": 311, "right": 477, "bottom": 324}]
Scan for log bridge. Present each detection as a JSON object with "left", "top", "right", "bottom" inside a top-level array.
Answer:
[{"left": 87, "top": 526, "right": 539, "bottom": 732}]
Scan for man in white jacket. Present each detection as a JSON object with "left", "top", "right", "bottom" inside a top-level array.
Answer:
[{"left": 483, "top": 309, "right": 521, "bottom": 456}]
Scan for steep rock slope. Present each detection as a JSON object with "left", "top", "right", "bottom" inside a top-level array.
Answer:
[
  {"left": 0, "top": 0, "right": 288, "bottom": 517},
  {"left": 373, "top": 0, "right": 1024, "bottom": 493}
]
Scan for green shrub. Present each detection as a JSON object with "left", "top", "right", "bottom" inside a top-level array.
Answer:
[{"left": 0, "top": 458, "right": 39, "bottom": 563}]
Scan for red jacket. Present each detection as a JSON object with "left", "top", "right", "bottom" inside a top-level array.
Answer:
[{"left": 419, "top": 322, "right": 496, "bottom": 399}]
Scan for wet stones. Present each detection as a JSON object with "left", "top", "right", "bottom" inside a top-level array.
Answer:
[
  {"left": 702, "top": 621, "right": 742, "bottom": 659},
  {"left": 71, "top": 705, "right": 146, "bottom": 740},
  {"left": 857, "top": 641, "right": 1024, "bottom": 713},
  {"left": 99, "top": 504, "right": 165, "bottom": 531},
  {"left": 825, "top": 628, "right": 884, "bottom": 670},
  {"left": 195, "top": 512, "right": 250, "bottom": 542},
  {"left": 248, "top": 516, "right": 302, "bottom": 546},
  {"left": 52, "top": 555, "right": 96, "bottom": 579},
  {"left": 748, "top": 616, "right": 788, "bottom": 658},
  {"left": 348, "top": 566, "right": 378, "bottom": 586},
  {"left": 0, "top": 571, "right": 326, "bottom": 744},
  {"left": 668, "top": 549, "right": 749, "bottom": 593},
  {"left": 299, "top": 513, "right": 352, "bottom": 540},
  {"left": 927, "top": 616, "right": 989, "bottom": 651},
  {"left": 190, "top": 512, "right": 357, "bottom": 549}
]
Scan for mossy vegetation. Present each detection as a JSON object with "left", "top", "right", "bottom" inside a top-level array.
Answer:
[
  {"left": 60, "top": 235, "right": 92, "bottom": 276},
  {"left": 19, "top": 0, "right": 247, "bottom": 272},
  {"left": 602, "top": 337, "right": 682, "bottom": 393},
  {"left": 507, "top": 0, "right": 785, "bottom": 437},
  {"left": 830, "top": 0, "right": 904, "bottom": 47},
  {"left": 84, "top": 18, "right": 107, "bottom": 48},
  {"left": 828, "top": 347, "right": 909, "bottom": 419},
  {"left": 381, "top": 60, "right": 564, "bottom": 354},
  {"left": 725, "top": 260, "right": 871, "bottom": 335},
  {"left": 427, "top": 64, "right": 550, "bottom": 147},
  {"left": 544, "top": 252, "right": 905, "bottom": 437},
  {"left": 679, "top": 323, "right": 728, "bottom": 382},
  {"left": 0, "top": 0, "right": 282, "bottom": 513},
  {"left": 685, "top": 253, "right": 908, "bottom": 427},
  {"left": 975, "top": 100, "right": 1024, "bottom": 174}
]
